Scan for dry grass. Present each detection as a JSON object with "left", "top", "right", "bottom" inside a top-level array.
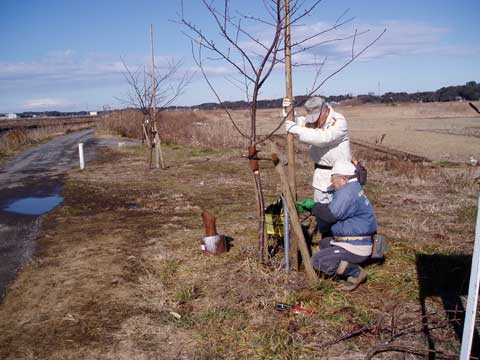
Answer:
[
  {"left": 0, "top": 123, "right": 94, "bottom": 161},
  {"left": 99, "top": 109, "right": 249, "bottom": 149},
  {"left": 97, "top": 109, "right": 144, "bottom": 139},
  {"left": 0, "top": 135, "right": 478, "bottom": 358},
  {"left": 100, "top": 102, "right": 480, "bottom": 164},
  {"left": 156, "top": 102, "right": 480, "bottom": 164}
]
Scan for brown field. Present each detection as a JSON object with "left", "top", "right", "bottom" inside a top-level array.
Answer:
[
  {"left": 0, "top": 102, "right": 479, "bottom": 359},
  {"left": 98, "top": 101, "right": 480, "bottom": 163},
  {"left": 189, "top": 101, "right": 480, "bottom": 163}
]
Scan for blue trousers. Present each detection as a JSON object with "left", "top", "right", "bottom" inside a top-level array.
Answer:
[{"left": 311, "top": 237, "right": 369, "bottom": 278}]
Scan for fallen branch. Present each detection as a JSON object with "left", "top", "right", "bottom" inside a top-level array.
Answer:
[
  {"left": 317, "top": 324, "right": 376, "bottom": 348},
  {"left": 240, "top": 153, "right": 272, "bottom": 161},
  {"left": 365, "top": 343, "right": 458, "bottom": 360},
  {"left": 311, "top": 307, "right": 460, "bottom": 352},
  {"left": 470, "top": 102, "right": 480, "bottom": 114}
]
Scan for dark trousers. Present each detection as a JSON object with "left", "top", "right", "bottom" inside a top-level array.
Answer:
[{"left": 311, "top": 237, "right": 369, "bottom": 278}]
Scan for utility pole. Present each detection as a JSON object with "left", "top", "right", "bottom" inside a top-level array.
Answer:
[
  {"left": 150, "top": 24, "right": 165, "bottom": 169},
  {"left": 284, "top": 0, "right": 298, "bottom": 270}
]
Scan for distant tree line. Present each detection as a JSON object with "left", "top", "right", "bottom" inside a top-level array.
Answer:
[
  {"left": 359, "top": 81, "right": 480, "bottom": 104},
  {"left": 4, "top": 81, "right": 478, "bottom": 118},
  {"left": 17, "top": 111, "right": 90, "bottom": 118},
  {"left": 178, "top": 80, "right": 480, "bottom": 110}
]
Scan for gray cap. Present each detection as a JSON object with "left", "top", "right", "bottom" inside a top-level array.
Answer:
[
  {"left": 304, "top": 96, "right": 328, "bottom": 114},
  {"left": 303, "top": 97, "right": 328, "bottom": 123}
]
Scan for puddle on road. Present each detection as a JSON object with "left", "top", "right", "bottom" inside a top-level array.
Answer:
[{"left": 2, "top": 195, "right": 64, "bottom": 215}]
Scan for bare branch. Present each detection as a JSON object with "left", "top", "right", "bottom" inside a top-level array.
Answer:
[
  {"left": 309, "top": 28, "right": 386, "bottom": 95},
  {"left": 178, "top": 17, "right": 256, "bottom": 83},
  {"left": 290, "top": 0, "right": 323, "bottom": 24},
  {"left": 285, "top": 16, "right": 355, "bottom": 51},
  {"left": 119, "top": 56, "right": 191, "bottom": 114},
  {"left": 351, "top": 28, "right": 357, "bottom": 59},
  {"left": 470, "top": 102, "right": 480, "bottom": 114},
  {"left": 191, "top": 41, "right": 249, "bottom": 139},
  {"left": 201, "top": 0, "right": 258, "bottom": 76}
]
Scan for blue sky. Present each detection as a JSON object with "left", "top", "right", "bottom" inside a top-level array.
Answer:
[{"left": 0, "top": 0, "right": 479, "bottom": 112}]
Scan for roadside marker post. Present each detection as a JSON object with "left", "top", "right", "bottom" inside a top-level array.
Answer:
[
  {"left": 78, "top": 143, "right": 85, "bottom": 170},
  {"left": 460, "top": 193, "right": 480, "bottom": 359}
]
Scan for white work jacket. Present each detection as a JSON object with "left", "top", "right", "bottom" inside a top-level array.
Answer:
[{"left": 296, "top": 107, "right": 352, "bottom": 192}]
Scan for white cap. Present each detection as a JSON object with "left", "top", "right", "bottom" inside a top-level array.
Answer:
[{"left": 331, "top": 160, "right": 356, "bottom": 177}]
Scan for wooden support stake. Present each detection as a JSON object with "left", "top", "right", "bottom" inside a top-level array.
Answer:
[
  {"left": 284, "top": 0, "right": 298, "bottom": 270},
  {"left": 150, "top": 24, "right": 166, "bottom": 169},
  {"left": 142, "top": 123, "right": 151, "bottom": 148},
  {"left": 271, "top": 146, "right": 317, "bottom": 284}
]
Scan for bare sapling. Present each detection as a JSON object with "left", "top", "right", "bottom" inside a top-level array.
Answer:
[
  {"left": 178, "top": 0, "right": 385, "bottom": 263},
  {"left": 118, "top": 25, "right": 192, "bottom": 169}
]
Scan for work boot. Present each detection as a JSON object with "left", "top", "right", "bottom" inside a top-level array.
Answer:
[{"left": 341, "top": 266, "right": 367, "bottom": 291}]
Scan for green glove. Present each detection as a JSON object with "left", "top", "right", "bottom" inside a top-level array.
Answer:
[{"left": 295, "top": 198, "right": 315, "bottom": 213}]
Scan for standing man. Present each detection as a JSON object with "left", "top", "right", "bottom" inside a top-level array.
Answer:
[
  {"left": 284, "top": 97, "right": 352, "bottom": 207},
  {"left": 310, "top": 160, "right": 377, "bottom": 291}
]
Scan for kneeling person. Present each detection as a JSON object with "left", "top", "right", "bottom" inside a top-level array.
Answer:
[{"left": 311, "top": 160, "right": 377, "bottom": 291}]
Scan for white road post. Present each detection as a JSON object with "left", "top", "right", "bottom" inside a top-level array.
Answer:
[
  {"left": 78, "top": 143, "right": 85, "bottom": 170},
  {"left": 460, "top": 194, "right": 480, "bottom": 359}
]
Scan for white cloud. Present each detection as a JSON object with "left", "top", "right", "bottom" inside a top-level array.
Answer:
[
  {"left": 191, "top": 65, "right": 230, "bottom": 75},
  {"left": 23, "top": 98, "right": 70, "bottom": 109},
  {"left": 0, "top": 50, "right": 130, "bottom": 87},
  {"left": 234, "top": 19, "right": 479, "bottom": 69},
  {"left": 290, "top": 19, "right": 480, "bottom": 63}
]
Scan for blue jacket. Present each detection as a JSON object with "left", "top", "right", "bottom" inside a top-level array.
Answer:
[{"left": 329, "top": 180, "right": 377, "bottom": 237}]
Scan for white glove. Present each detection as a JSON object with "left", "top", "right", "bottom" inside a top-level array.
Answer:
[
  {"left": 285, "top": 120, "right": 301, "bottom": 134},
  {"left": 295, "top": 116, "right": 306, "bottom": 127}
]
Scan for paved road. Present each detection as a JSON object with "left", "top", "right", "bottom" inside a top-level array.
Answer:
[
  {"left": 0, "top": 128, "right": 96, "bottom": 191},
  {"left": 0, "top": 129, "right": 99, "bottom": 301}
]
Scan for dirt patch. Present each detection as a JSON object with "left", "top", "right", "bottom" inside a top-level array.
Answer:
[{"left": 0, "top": 140, "right": 478, "bottom": 358}]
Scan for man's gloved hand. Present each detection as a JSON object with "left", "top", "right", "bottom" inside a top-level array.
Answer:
[
  {"left": 296, "top": 116, "right": 306, "bottom": 127},
  {"left": 285, "top": 120, "right": 301, "bottom": 134}
]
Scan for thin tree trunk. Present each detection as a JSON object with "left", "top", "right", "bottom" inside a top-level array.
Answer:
[{"left": 249, "top": 146, "right": 266, "bottom": 262}]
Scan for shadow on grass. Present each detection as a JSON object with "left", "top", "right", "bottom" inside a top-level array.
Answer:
[{"left": 416, "top": 253, "right": 479, "bottom": 359}]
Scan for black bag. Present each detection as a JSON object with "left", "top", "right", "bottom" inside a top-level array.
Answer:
[{"left": 353, "top": 161, "right": 367, "bottom": 185}]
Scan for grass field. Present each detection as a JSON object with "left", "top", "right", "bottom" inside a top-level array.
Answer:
[
  {"left": 0, "top": 102, "right": 479, "bottom": 358},
  {"left": 192, "top": 101, "right": 480, "bottom": 163}
]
